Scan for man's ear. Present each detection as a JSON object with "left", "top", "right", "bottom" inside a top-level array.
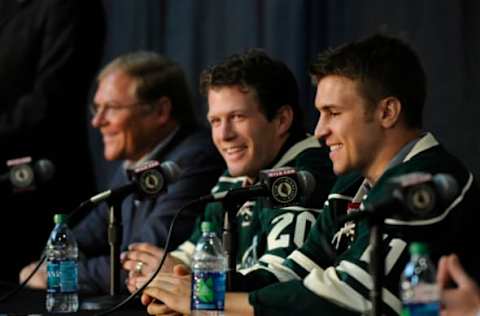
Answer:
[
  {"left": 275, "top": 105, "right": 294, "bottom": 136},
  {"left": 378, "top": 97, "right": 401, "bottom": 128},
  {"left": 153, "top": 96, "right": 172, "bottom": 125}
]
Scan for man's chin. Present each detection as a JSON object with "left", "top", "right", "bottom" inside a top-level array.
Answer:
[
  {"left": 226, "top": 164, "right": 249, "bottom": 177},
  {"left": 227, "top": 169, "right": 244, "bottom": 178},
  {"left": 333, "top": 165, "right": 348, "bottom": 176},
  {"left": 103, "top": 150, "right": 121, "bottom": 161}
]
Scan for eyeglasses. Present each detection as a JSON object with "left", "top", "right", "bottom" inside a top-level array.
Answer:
[{"left": 89, "top": 101, "right": 150, "bottom": 118}]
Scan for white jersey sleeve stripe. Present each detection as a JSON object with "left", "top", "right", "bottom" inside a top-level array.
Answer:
[
  {"left": 304, "top": 266, "right": 370, "bottom": 312},
  {"left": 242, "top": 263, "right": 301, "bottom": 282},
  {"left": 258, "top": 253, "right": 284, "bottom": 266},
  {"left": 170, "top": 240, "right": 195, "bottom": 267},
  {"left": 327, "top": 193, "right": 353, "bottom": 201},
  {"left": 280, "top": 206, "right": 323, "bottom": 213},
  {"left": 260, "top": 254, "right": 301, "bottom": 282},
  {"left": 289, "top": 249, "right": 323, "bottom": 273},
  {"left": 336, "top": 260, "right": 402, "bottom": 313},
  {"left": 304, "top": 263, "right": 401, "bottom": 314}
]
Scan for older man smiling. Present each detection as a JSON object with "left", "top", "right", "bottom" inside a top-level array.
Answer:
[{"left": 20, "top": 51, "right": 225, "bottom": 294}]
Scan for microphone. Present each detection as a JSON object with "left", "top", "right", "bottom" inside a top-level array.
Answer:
[
  {"left": 342, "top": 172, "right": 458, "bottom": 223},
  {"left": 86, "top": 160, "right": 182, "bottom": 207},
  {"left": 0, "top": 157, "right": 55, "bottom": 192},
  {"left": 199, "top": 167, "right": 316, "bottom": 208}
]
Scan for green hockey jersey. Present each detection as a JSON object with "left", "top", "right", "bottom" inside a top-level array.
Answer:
[
  {"left": 249, "top": 133, "right": 480, "bottom": 316},
  {"left": 170, "top": 135, "right": 336, "bottom": 290}
]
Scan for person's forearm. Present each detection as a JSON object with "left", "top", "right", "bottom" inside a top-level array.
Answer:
[{"left": 225, "top": 293, "right": 254, "bottom": 316}]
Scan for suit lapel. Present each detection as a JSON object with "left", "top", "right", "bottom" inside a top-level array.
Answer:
[
  {"left": 153, "top": 126, "right": 189, "bottom": 162},
  {"left": 128, "top": 196, "right": 154, "bottom": 239}
]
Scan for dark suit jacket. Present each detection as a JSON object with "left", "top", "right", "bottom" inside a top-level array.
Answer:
[
  {"left": 0, "top": 0, "right": 103, "bottom": 282},
  {"left": 73, "top": 127, "right": 225, "bottom": 294}
]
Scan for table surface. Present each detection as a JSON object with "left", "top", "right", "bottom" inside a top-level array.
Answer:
[{"left": 0, "top": 283, "right": 148, "bottom": 316}]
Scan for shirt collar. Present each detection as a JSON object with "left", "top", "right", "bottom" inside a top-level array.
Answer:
[
  {"left": 385, "top": 133, "right": 424, "bottom": 171},
  {"left": 123, "top": 126, "right": 180, "bottom": 171},
  {"left": 359, "top": 133, "right": 423, "bottom": 199}
]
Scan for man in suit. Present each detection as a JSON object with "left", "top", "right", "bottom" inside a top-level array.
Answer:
[{"left": 20, "top": 51, "right": 225, "bottom": 294}]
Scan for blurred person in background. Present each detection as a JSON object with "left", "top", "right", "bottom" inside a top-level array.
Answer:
[{"left": 0, "top": 0, "right": 103, "bottom": 284}]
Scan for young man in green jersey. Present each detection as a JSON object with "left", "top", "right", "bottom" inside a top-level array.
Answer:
[
  {"left": 141, "top": 34, "right": 480, "bottom": 316},
  {"left": 121, "top": 49, "right": 336, "bottom": 294}
]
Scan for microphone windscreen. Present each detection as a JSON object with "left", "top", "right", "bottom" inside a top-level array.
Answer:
[
  {"left": 34, "top": 159, "right": 55, "bottom": 183},
  {"left": 432, "top": 173, "right": 458, "bottom": 203},
  {"left": 160, "top": 161, "right": 182, "bottom": 182},
  {"left": 298, "top": 170, "right": 316, "bottom": 200}
]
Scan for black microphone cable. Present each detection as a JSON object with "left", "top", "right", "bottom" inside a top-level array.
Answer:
[
  {"left": 94, "top": 168, "right": 316, "bottom": 315},
  {"left": 0, "top": 160, "right": 180, "bottom": 302},
  {"left": 93, "top": 198, "right": 201, "bottom": 316}
]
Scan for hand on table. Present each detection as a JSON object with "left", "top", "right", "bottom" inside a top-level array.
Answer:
[
  {"left": 141, "top": 264, "right": 192, "bottom": 315},
  {"left": 437, "top": 254, "right": 480, "bottom": 316},
  {"left": 122, "top": 242, "right": 182, "bottom": 293},
  {"left": 19, "top": 261, "right": 46, "bottom": 289}
]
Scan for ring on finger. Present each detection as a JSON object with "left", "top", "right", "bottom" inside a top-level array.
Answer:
[{"left": 134, "top": 261, "right": 144, "bottom": 274}]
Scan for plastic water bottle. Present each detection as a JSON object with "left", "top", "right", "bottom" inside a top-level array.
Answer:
[
  {"left": 191, "top": 221, "right": 227, "bottom": 316},
  {"left": 46, "top": 213, "right": 79, "bottom": 313},
  {"left": 400, "top": 242, "right": 440, "bottom": 316}
]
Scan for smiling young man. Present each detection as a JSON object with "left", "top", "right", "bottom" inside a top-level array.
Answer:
[
  {"left": 19, "top": 51, "right": 225, "bottom": 294},
  {"left": 141, "top": 35, "right": 480, "bottom": 316},
  {"left": 126, "top": 49, "right": 336, "bottom": 301},
  {"left": 172, "top": 52, "right": 337, "bottom": 289}
]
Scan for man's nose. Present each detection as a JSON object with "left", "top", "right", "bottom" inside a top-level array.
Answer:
[
  {"left": 91, "top": 108, "right": 107, "bottom": 128},
  {"left": 314, "top": 114, "right": 328, "bottom": 141},
  {"left": 219, "top": 120, "right": 236, "bottom": 140}
]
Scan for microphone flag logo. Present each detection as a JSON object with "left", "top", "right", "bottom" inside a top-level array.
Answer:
[
  {"left": 271, "top": 176, "right": 298, "bottom": 204},
  {"left": 7, "top": 156, "right": 35, "bottom": 191},
  {"left": 138, "top": 167, "right": 164, "bottom": 196}
]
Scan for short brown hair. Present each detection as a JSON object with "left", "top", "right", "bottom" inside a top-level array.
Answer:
[
  {"left": 99, "top": 51, "right": 196, "bottom": 128},
  {"left": 310, "top": 34, "right": 426, "bottom": 128},
  {"left": 200, "top": 49, "right": 305, "bottom": 136}
]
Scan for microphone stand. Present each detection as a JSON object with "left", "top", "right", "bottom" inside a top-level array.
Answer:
[
  {"left": 108, "top": 197, "right": 122, "bottom": 296},
  {"left": 221, "top": 200, "right": 239, "bottom": 291},
  {"left": 81, "top": 197, "right": 127, "bottom": 310},
  {"left": 368, "top": 214, "right": 384, "bottom": 316},
  {"left": 337, "top": 210, "right": 385, "bottom": 316}
]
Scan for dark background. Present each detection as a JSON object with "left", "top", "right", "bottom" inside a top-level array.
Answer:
[{"left": 89, "top": 0, "right": 480, "bottom": 190}]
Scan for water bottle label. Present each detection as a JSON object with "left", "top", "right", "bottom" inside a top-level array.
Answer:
[
  {"left": 47, "top": 260, "right": 78, "bottom": 294},
  {"left": 404, "top": 284, "right": 439, "bottom": 303},
  {"left": 402, "top": 302, "right": 440, "bottom": 316},
  {"left": 47, "top": 261, "right": 60, "bottom": 293},
  {"left": 60, "top": 260, "right": 78, "bottom": 293},
  {"left": 191, "top": 271, "right": 226, "bottom": 311}
]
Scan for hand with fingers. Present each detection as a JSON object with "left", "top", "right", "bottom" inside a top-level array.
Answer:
[
  {"left": 19, "top": 261, "right": 47, "bottom": 289},
  {"left": 141, "top": 264, "right": 192, "bottom": 315},
  {"left": 121, "top": 242, "right": 184, "bottom": 293},
  {"left": 437, "top": 254, "right": 480, "bottom": 316}
]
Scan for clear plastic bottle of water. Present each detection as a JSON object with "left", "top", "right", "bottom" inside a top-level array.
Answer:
[
  {"left": 46, "top": 213, "right": 79, "bottom": 313},
  {"left": 400, "top": 242, "right": 440, "bottom": 316},
  {"left": 191, "top": 221, "right": 227, "bottom": 316}
]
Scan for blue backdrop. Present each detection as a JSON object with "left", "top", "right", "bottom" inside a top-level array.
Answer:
[{"left": 89, "top": 0, "right": 480, "bottom": 189}]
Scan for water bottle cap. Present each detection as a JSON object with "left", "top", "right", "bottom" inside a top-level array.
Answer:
[
  {"left": 54, "top": 213, "right": 66, "bottom": 224},
  {"left": 201, "top": 221, "right": 213, "bottom": 233},
  {"left": 409, "top": 242, "right": 428, "bottom": 255}
]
